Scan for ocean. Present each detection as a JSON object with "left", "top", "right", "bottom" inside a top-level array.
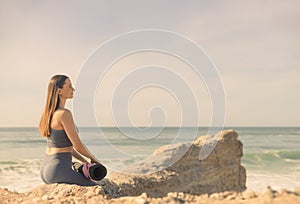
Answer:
[{"left": 0, "top": 127, "right": 299, "bottom": 193}]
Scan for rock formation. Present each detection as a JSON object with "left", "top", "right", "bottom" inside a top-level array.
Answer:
[{"left": 108, "top": 129, "right": 246, "bottom": 197}]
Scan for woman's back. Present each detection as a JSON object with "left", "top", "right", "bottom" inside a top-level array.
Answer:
[{"left": 50, "top": 108, "right": 67, "bottom": 130}]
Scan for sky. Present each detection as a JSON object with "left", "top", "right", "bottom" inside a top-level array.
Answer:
[{"left": 0, "top": 0, "right": 299, "bottom": 127}]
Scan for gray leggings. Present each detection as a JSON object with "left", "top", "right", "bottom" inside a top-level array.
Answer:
[{"left": 40, "top": 152, "right": 97, "bottom": 186}]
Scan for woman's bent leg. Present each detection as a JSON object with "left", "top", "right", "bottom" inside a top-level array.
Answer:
[{"left": 40, "top": 152, "right": 97, "bottom": 186}]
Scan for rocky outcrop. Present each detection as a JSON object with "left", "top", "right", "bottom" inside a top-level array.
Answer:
[{"left": 109, "top": 129, "right": 246, "bottom": 197}]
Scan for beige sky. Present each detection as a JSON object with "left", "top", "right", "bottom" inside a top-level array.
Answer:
[{"left": 0, "top": 0, "right": 299, "bottom": 127}]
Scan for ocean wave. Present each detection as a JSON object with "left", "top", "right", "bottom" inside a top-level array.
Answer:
[
  {"left": 0, "top": 159, "right": 43, "bottom": 192},
  {"left": 243, "top": 150, "right": 300, "bottom": 162},
  {"left": 242, "top": 150, "right": 300, "bottom": 175},
  {"left": 0, "top": 159, "right": 42, "bottom": 172}
]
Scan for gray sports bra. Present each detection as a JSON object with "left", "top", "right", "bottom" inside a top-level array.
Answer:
[{"left": 47, "top": 129, "right": 73, "bottom": 148}]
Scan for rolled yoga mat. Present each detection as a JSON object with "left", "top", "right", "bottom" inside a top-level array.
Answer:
[{"left": 72, "top": 162, "right": 107, "bottom": 181}]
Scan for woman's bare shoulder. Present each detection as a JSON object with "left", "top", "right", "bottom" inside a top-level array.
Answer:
[{"left": 53, "top": 108, "right": 72, "bottom": 118}]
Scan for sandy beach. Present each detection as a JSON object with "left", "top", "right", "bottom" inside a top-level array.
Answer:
[
  {"left": 1, "top": 130, "right": 299, "bottom": 204},
  {"left": 1, "top": 184, "right": 300, "bottom": 204}
]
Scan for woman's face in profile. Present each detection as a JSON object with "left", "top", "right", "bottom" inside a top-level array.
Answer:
[{"left": 59, "top": 78, "right": 75, "bottom": 99}]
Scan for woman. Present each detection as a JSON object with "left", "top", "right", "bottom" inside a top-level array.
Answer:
[{"left": 39, "top": 74, "right": 101, "bottom": 186}]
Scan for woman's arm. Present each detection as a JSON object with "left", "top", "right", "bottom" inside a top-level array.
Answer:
[
  {"left": 72, "top": 149, "right": 89, "bottom": 163},
  {"left": 60, "top": 109, "right": 101, "bottom": 164}
]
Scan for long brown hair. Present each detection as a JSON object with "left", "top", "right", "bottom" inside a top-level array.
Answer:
[{"left": 39, "top": 75, "right": 68, "bottom": 137}]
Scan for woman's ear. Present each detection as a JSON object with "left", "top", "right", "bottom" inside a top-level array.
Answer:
[{"left": 58, "top": 88, "right": 62, "bottom": 95}]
